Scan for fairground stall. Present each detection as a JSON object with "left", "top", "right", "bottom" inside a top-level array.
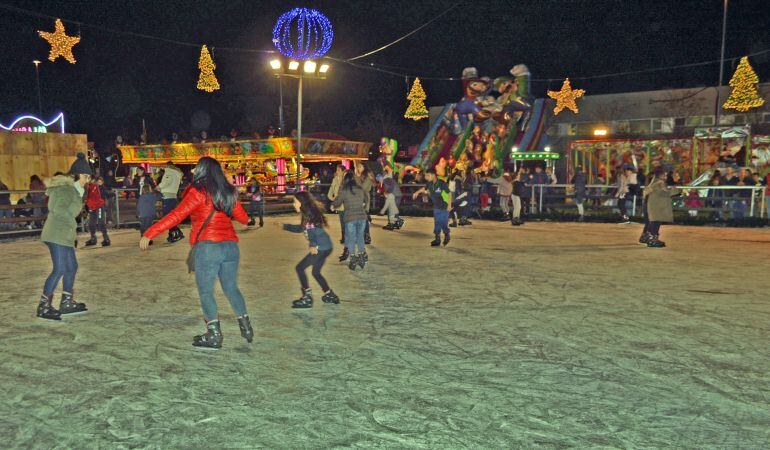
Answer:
[
  {"left": 568, "top": 126, "right": 770, "bottom": 184},
  {"left": 119, "top": 136, "right": 372, "bottom": 192}
]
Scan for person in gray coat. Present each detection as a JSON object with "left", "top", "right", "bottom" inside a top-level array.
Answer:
[{"left": 332, "top": 172, "right": 368, "bottom": 270}]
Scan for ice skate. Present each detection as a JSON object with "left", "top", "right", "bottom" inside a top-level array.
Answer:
[
  {"left": 36, "top": 294, "right": 61, "bottom": 321},
  {"left": 382, "top": 222, "right": 396, "bottom": 231},
  {"left": 647, "top": 235, "right": 666, "bottom": 248},
  {"left": 348, "top": 254, "right": 358, "bottom": 271},
  {"left": 59, "top": 292, "right": 87, "bottom": 314},
  {"left": 292, "top": 289, "right": 313, "bottom": 308},
  {"left": 394, "top": 217, "right": 405, "bottom": 229},
  {"left": 443, "top": 233, "right": 450, "bottom": 247},
  {"left": 338, "top": 247, "right": 349, "bottom": 262},
  {"left": 364, "top": 232, "right": 371, "bottom": 244},
  {"left": 192, "top": 320, "right": 223, "bottom": 348},
  {"left": 358, "top": 252, "right": 367, "bottom": 269},
  {"left": 430, "top": 233, "right": 441, "bottom": 247},
  {"left": 321, "top": 290, "right": 340, "bottom": 304},
  {"left": 237, "top": 315, "right": 254, "bottom": 343},
  {"left": 101, "top": 239, "right": 111, "bottom": 247},
  {"left": 247, "top": 218, "right": 256, "bottom": 226},
  {"left": 639, "top": 232, "right": 652, "bottom": 245},
  {"left": 619, "top": 215, "right": 631, "bottom": 224},
  {"left": 84, "top": 237, "right": 97, "bottom": 247}
]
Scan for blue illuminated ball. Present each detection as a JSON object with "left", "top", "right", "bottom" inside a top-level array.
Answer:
[{"left": 272, "top": 8, "right": 333, "bottom": 60}]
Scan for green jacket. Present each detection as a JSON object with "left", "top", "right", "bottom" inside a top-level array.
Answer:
[{"left": 40, "top": 175, "right": 84, "bottom": 247}]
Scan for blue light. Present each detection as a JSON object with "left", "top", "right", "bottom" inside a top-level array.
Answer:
[
  {"left": 0, "top": 112, "right": 65, "bottom": 133},
  {"left": 272, "top": 8, "right": 333, "bottom": 60}
]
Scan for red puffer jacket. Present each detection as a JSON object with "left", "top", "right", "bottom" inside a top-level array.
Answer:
[
  {"left": 145, "top": 185, "right": 248, "bottom": 245},
  {"left": 85, "top": 183, "right": 106, "bottom": 211}
]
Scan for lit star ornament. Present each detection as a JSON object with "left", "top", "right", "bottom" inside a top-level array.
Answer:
[
  {"left": 38, "top": 19, "right": 80, "bottom": 64},
  {"left": 547, "top": 78, "right": 585, "bottom": 115}
]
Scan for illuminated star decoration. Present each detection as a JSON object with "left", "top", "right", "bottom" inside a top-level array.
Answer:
[
  {"left": 547, "top": 78, "right": 585, "bottom": 115},
  {"left": 38, "top": 19, "right": 80, "bottom": 64}
]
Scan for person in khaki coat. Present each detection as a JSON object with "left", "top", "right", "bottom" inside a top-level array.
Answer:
[{"left": 642, "top": 166, "right": 680, "bottom": 248}]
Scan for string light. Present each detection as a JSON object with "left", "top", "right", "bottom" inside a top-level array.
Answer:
[
  {"left": 38, "top": 18, "right": 80, "bottom": 64},
  {"left": 547, "top": 78, "right": 585, "bottom": 115},
  {"left": 197, "top": 45, "right": 220, "bottom": 92},
  {"left": 404, "top": 77, "right": 429, "bottom": 120},
  {"left": 723, "top": 56, "right": 765, "bottom": 112},
  {"left": 272, "top": 8, "right": 333, "bottom": 60}
]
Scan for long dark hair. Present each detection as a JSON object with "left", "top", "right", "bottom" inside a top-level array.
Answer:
[
  {"left": 192, "top": 157, "right": 236, "bottom": 215},
  {"left": 343, "top": 171, "right": 359, "bottom": 194},
  {"left": 295, "top": 191, "right": 326, "bottom": 227}
]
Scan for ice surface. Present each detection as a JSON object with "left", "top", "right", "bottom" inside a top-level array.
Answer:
[{"left": 1, "top": 218, "right": 768, "bottom": 447}]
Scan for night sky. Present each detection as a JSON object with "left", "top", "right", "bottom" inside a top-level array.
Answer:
[{"left": 1, "top": 0, "right": 768, "bottom": 151}]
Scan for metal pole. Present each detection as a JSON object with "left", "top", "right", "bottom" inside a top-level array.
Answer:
[
  {"left": 33, "top": 61, "right": 42, "bottom": 117},
  {"left": 115, "top": 190, "right": 121, "bottom": 228},
  {"left": 296, "top": 76, "right": 303, "bottom": 190},
  {"left": 539, "top": 185, "right": 543, "bottom": 213},
  {"left": 279, "top": 76, "right": 285, "bottom": 137},
  {"left": 715, "top": 0, "right": 728, "bottom": 124},
  {"left": 749, "top": 188, "right": 755, "bottom": 217}
]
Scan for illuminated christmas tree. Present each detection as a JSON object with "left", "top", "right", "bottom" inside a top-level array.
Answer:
[
  {"left": 197, "top": 45, "right": 220, "bottom": 92},
  {"left": 404, "top": 78, "right": 429, "bottom": 120},
  {"left": 723, "top": 56, "right": 764, "bottom": 112}
]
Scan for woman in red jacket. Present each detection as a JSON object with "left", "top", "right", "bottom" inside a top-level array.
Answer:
[{"left": 139, "top": 157, "right": 253, "bottom": 349}]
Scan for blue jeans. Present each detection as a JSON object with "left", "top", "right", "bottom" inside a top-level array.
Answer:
[
  {"left": 433, "top": 209, "right": 450, "bottom": 235},
  {"left": 344, "top": 220, "right": 367, "bottom": 255},
  {"left": 194, "top": 241, "right": 247, "bottom": 321},
  {"left": 43, "top": 242, "right": 77, "bottom": 295}
]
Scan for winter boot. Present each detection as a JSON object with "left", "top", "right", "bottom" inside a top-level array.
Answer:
[
  {"left": 358, "top": 252, "right": 367, "bottom": 269},
  {"left": 443, "top": 232, "right": 451, "bottom": 247},
  {"left": 321, "top": 290, "right": 340, "bottom": 304},
  {"left": 638, "top": 232, "right": 652, "bottom": 245},
  {"left": 237, "top": 315, "right": 254, "bottom": 343},
  {"left": 430, "top": 233, "right": 441, "bottom": 247},
  {"left": 364, "top": 232, "right": 371, "bottom": 244},
  {"left": 193, "top": 320, "right": 223, "bottom": 348},
  {"left": 348, "top": 254, "right": 358, "bottom": 271},
  {"left": 84, "top": 237, "right": 97, "bottom": 247},
  {"left": 59, "top": 292, "right": 87, "bottom": 314},
  {"left": 36, "top": 294, "right": 61, "bottom": 320},
  {"left": 647, "top": 235, "right": 666, "bottom": 248},
  {"left": 101, "top": 239, "right": 111, "bottom": 247},
  {"left": 338, "top": 247, "right": 349, "bottom": 262},
  {"left": 292, "top": 289, "right": 313, "bottom": 308}
]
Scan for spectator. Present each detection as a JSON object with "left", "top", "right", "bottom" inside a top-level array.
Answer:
[
  {"left": 0, "top": 178, "right": 12, "bottom": 230},
  {"left": 708, "top": 176, "right": 725, "bottom": 221},
  {"left": 123, "top": 173, "right": 135, "bottom": 198}
]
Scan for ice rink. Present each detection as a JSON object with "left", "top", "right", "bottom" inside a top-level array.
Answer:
[{"left": 2, "top": 217, "right": 769, "bottom": 447}]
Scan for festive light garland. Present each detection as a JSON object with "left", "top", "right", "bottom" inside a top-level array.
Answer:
[
  {"left": 197, "top": 45, "right": 220, "bottom": 92},
  {"left": 38, "top": 18, "right": 80, "bottom": 64},
  {"left": 272, "top": 7, "right": 333, "bottom": 60},
  {"left": 404, "top": 77, "right": 429, "bottom": 120},
  {"left": 723, "top": 56, "right": 765, "bottom": 112},
  {"left": 547, "top": 78, "right": 585, "bottom": 115}
]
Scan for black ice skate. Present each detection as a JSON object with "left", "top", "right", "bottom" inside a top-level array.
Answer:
[
  {"left": 237, "top": 315, "right": 254, "bottom": 343},
  {"left": 247, "top": 218, "right": 256, "bottom": 226},
  {"left": 338, "top": 247, "right": 349, "bottom": 262},
  {"left": 358, "top": 252, "right": 367, "bottom": 269},
  {"left": 364, "top": 232, "right": 371, "bottom": 244},
  {"left": 348, "top": 254, "right": 358, "bottom": 271},
  {"left": 84, "top": 237, "right": 97, "bottom": 247},
  {"left": 639, "top": 232, "right": 652, "bottom": 245},
  {"left": 36, "top": 294, "right": 61, "bottom": 321},
  {"left": 101, "top": 239, "right": 111, "bottom": 247},
  {"left": 321, "top": 290, "right": 340, "bottom": 304},
  {"left": 59, "top": 292, "right": 87, "bottom": 314},
  {"left": 193, "top": 320, "right": 223, "bottom": 348},
  {"left": 382, "top": 222, "right": 396, "bottom": 231},
  {"left": 430, "top": 233, "right": 441, "bottom": 247},
  {"left": 292, "top": 289, "right": 313, "bottom": 308},
  {"left": 647, "top": 236, "right": 666, "bottom": 248},
  {"left": 443, "top": 233, "right": 450, "bottom": 247},
  {"left": 394, "top": 217, "right": 405, "bottom": 229}
]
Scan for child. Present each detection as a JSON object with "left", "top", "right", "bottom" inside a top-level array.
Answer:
[
  {"left": 281, "top": 191, "right": 339, "bottom": 308},
  {"left": 245, "top": 178, "right": 264, "bottom": 227},
  {"left": 84, "top": 176, "right": 111, "bottom": 247},
  {"left": 137, "top": 184, "right": 161, "bottom": 245},
  {"left": 412, "top": 168, "right": 452, "bottom": 247}
]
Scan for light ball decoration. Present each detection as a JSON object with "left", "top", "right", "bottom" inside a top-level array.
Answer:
[{"left": 272, "top": 8, "right": 333, "bottom": 60}]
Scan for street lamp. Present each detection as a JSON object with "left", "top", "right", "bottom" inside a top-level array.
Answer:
[
  {"left": 270, "top": 57, "right": 330, "bottom": 189},
  {"left": 32, "top": 60, "right": 42, "bottom": 117}
]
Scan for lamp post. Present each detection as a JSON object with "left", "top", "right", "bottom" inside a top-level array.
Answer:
[
  {"left": 32, "top": 60, "right": 42, "bottom": 117},
  {"left": 715, "top": 0, "right": 728, "bottom": 124},
  {"left": 269, "top": 58, "right": 329, "bottom": 189}
]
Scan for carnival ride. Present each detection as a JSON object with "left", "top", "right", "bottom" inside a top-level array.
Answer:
[{"left": 409, "top": 64, "right": 552, "bottom": 176}]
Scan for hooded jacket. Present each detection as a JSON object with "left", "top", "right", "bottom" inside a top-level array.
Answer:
[
  {"left": 157, "top": 165, "right": 183, "bottom": 200},
  {"left": 85, "top": 183, "right": 107, "bottom": 211},
  {"left": 644, "top": 178, "right": 681, "bottom": 223},
  {"left": 144, "top": 185, "right": 249, "bottom": 246},
  {"left": 40, "top": 175, "right": 84, "bottom": 247}
]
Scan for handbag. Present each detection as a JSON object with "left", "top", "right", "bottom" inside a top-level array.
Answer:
[{"left": 186, "top": 208, "right": 216, "bottom": 273}]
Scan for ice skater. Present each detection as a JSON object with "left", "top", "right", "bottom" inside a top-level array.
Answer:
[
  {"left": 332, "top": 172, "right": 369, "bottom": 270},
  {"left": 412, "top": 168, "right": 452, "bottom": 247},
  {"left": 37, "top": 153, "right": 92, "bottom": 320},
  {"left": 280, "top": 191, "right": 339, "bottom": 308},
  {"left": 84, "top": 176, "right": 111, "bottom": 247},
  {"left": 641, "top": 166, "right": 680, "bottom": 248},
  {"left": 137, "top": 184, "right": 160, "bottom": 245},
  {"left": 354, "top": 162, "right": 375, "bottom": 243},
  {"left": 572, "top": 165, "right": 587, "bottom": 221},
  {"left": 140, "top": 157, "right": 254, "bottom": 349},
  {"left": 157, "top": 161, "right": 185, "bottom": 243},
  {"left": 379, "top": 166, "right": 405, "bottom": 230},
  {"left": 245, "top": 178, "right": 264, "bottom": 227}
]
